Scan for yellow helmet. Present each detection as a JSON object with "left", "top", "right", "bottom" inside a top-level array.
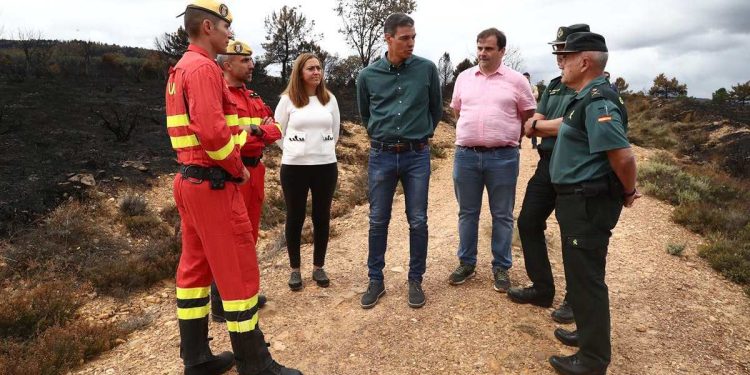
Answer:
[
  {"left": 177, "top": 0, "right": 233, "bottom": 24},
  {"left": 225, "top": 40, "right": 253, "bottom": 56}
]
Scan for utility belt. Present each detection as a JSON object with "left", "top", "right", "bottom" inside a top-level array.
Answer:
[
  {"left": 370, "top": 139, "right": 428, "bottom": 153},
  {"left": 537, "top": 148, "right": 553, "bottom": 160},
  {"left": 242, "top": 154, "right": 262, "bottom": 167},
  {"left": 553, "top": 173, "right": 623, "bottom": 197},
  {"left": 179, "top": 164, "right": 242, "bottom": 190},
  {"left": 457, "top": 145, "right": 512, "bottom": 152}
]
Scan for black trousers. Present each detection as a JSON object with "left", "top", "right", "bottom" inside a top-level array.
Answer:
[
  {"left": 517, "top": 154, "right": 557, "bottom": 294},
  {"left": 280, "top": 162, "right": 338, "bottom": 269},
  {"left": 555, "top": 191, "right": 623, "bottom": 368}
]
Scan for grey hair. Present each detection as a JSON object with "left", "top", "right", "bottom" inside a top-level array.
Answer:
[
  {"left": 216, "top": 54, "right": 229, "bottom": 66},
  {"left": 585, "top": 51, "right": 608, "bottom": 69},
  {"left": 384, "top": 13, "right": 414, "bottom": 36}
]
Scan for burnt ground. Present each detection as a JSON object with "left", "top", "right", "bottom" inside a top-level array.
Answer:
[{"left": 0, "top": 78, "right": 174, "bottom": 236}]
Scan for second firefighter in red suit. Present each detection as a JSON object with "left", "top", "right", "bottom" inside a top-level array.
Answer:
[{"left": 210, "top": 40, "right": 281, "bottom": 321}]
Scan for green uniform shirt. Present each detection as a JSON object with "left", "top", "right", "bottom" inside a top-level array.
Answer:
[
  {"left": 536, "top": 76, "right": 577, "bottom": 151},
  {"left": 550, "top": 76, "right": 630, "bottom": 184},
  {"left": 356, "top": 54, "right": 442, "bottom": 142}
]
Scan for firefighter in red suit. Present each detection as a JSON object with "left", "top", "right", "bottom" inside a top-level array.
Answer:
[
  {"left": 210, "top": 40, "right": 281, "bottom": 321},
  {"left": 166, "top": 1, "right": 301, "bottom": 374}
]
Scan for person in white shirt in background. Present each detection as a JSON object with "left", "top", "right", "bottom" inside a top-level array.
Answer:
[{"left": 275, "top": 53, "right": 340, "bottom": 292}]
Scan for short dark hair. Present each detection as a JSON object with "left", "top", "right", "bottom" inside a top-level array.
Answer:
[
  {"left": 184, "top": 8, "right": 223, "bottom": 38},
  {"left": 523, "top": 72, "right": 530, "bottom": 77},
  {"left": 384, "top": 13, "right": 414, "bottom": 36},
  {"left": 477, "top": 28, "right": 506, "bottom": 50}
]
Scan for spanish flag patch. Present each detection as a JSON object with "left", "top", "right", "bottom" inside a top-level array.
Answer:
[{"left": 597, "top": 115, "right": 612, "bottom": 123}]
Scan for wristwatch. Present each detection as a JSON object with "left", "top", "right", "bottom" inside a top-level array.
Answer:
[{"left": 531, "top": 119, "right": 538, "bottom": 130}]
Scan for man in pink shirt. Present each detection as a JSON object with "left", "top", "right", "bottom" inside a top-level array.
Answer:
[{"left": 448, "top": 28, "right": 536, "bottom": 292}]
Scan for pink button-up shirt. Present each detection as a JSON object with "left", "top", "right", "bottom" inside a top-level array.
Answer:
[{"left": 451, "top": 65, "right": 536, "bottom": 147}]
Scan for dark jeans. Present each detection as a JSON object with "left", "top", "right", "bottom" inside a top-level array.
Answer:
[
  {"left": 517, "top": 154, "right": 557, "bottom": 293},
  {"left": 367, "top": 146, "right": 431, "bottom": 283},
  {"left": 555, "top": 191, "right": 623, "bottom": 368},
  {"left": 280, "top": 163, "right": 338, "bottom": 268}
]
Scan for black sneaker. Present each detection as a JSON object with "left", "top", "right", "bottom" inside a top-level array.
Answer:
[
  {"left": 360, "top": 280, "right": 385, "bottom": 309},
  {"left": 493, "top": 268, "right": 511, "bottom": 293},
  {"left": 312, "top": 268, "right": 330, "bottom": 288},
  {"left": 448, "top": 263, "right": 476, "bottom": 285},
  {"left": 288, "top": 271, "right": 303, "bottom": 291},
  {"left": 259, "top": 359, "right": 303, "bottom": 375},
  {"left": 551, "top": 298, "right": 575, "bottom": 324},
  {"left": 507, "top": 286, "right": 554, "bottom": 307},
  {"left": 408, "top": 280, "right": 425, "bottom": 308}
]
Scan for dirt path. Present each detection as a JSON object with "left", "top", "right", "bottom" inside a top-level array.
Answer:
[{"left": 75, "top": 136, "right": 750, "bottom": 375}]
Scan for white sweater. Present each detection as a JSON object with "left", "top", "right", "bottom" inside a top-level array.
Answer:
[{"left": 275, "top": 94, "right": 340, "bottom": 165}]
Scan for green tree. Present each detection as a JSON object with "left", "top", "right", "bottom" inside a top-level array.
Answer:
[
  {"left": 334, "top": 0, "right": 417, "bottom": 68},
  {"left": 154, "top": 26, "right": 189, "bottom": 63},
  {"left": 729, "top": 80, "right": 750, "bottom": 105},
  {"left": 262, "top": 5, "right": 320, "bottom": 85},
  {"left": 453, "top": 58, "right": 474, "bottom": 82},
  {"left": 325, "top": 54, "right": 362, "bottom": 87},
  {"left": 712, "top": 87, "right": 729, "bottom": 105},
  {"left": 614, "top": 77, "right": 630, "bottom": 94},
  {"left": 648, "top": 73, "right": 687, "bottom": 98}
]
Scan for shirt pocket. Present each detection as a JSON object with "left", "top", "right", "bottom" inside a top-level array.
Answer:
[
  {"left": 284, "top": 131, "right": 306, "bottom": 156},
  {"left": 321, "top": 130, "right": 336, "bottom": 155}
]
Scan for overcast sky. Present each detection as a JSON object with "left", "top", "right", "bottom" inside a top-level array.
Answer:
[{"left": 2, "top": 0, "right": 748, "bottom": 98}]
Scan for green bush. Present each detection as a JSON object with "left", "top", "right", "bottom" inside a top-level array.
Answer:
[{"left": 666, "top": 243, "right": 686, "bottom": 256}]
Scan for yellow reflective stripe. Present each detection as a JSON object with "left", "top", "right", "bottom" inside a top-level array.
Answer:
[
  {"left": 239, "top": 117, "right": 262, "bottom": 126},
  {"left": 235, "top": 131, "right": 248, "bottom": 147},
  {"left": 177, "top": 305, "right": 210, "bottom": 320},
  {"left": 274, "top": 122, "right": 282, "bottom": 132},
  {"left": 167, "top": 114, "right": 190, "bottom": 128},
  {"left": 225, "top": 114, "right": 239, "bottom": 127},
  {"left": 222, "top": 295, "right": 258, "bottom": 312},
  {"left": 225, "top": 312, "right": 259, "bottom": 333},
  {"left": 176, "top": 286, "right": 210, "bottom": 300},
  {"left": 171, "top": 135, "right": 200, "bottom": 149},
  {"left": 205, "top": 138, "right": 235, "bottom": 160}
]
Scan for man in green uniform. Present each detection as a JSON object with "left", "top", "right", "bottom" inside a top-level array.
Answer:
[
  {"left": 547, "top": 32, "right": 641, "bottom": 375},
  {"left": 508, "top": 24, "right": 589, "bottom": 326}
]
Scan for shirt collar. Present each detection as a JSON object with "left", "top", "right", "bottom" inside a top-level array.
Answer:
[
  {"left": 473, "top": 64, "right": 505, "bottom": 77},
  {"left": 574, "top": 75, "right": 607, "bottom": 99},
  {"left": 187, "top": 44, "right": 210, "bottom": 58},
  {"left": 383, "top": 52, "right": 415, "bottom": 71}
]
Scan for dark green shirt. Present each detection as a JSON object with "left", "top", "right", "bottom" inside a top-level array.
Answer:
[
  {"left": 356, "top": 54, "right": 442, "bottom": 142},
  {"left": 550, "top": 76, "right": 630, "bottom": 184},
  {"left": 536, "top": 76, "right": 577, "bottom": 151}
]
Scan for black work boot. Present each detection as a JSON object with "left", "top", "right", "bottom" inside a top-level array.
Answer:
[
  {"left": 554, "top": 328, "right": 579, "bottom": 347},
  {"left": 552, "top": 297, "right": 575, "bottom": 324},
  {"left": 179, "top": 317, "right": 235, "bottom": 375},
  {"left": 232, "top": 327, "right": 302, "bottom": 375},
  {"left": 407, "top": 280, "right": 425, "bottom": 308},
  {"left": 507, "top": 286, "right": 554, "bottom": 307}
]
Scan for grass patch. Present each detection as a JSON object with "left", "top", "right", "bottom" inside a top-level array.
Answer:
[
  {"left": 119, "top": 192, "right": 148, "bottom": 216},
  {"left": 0, "top": 280, "right": 127, "bottom": 375},
  {"left": 666, "top": 243, "right": 686, "bottom": 256},
  {"left": 639, "top": 152, "right": 750, "bottom": 294}
]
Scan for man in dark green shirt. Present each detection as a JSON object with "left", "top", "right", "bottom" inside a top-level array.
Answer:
[
  {"left": 356, "top": 12, "right": 442, "bottom": 310},
  {"left": 547, "top": 32, "right": 641, "bottom": 375},
  {"left": 509, "top": 24, "right": 589, "bottom": 326}
]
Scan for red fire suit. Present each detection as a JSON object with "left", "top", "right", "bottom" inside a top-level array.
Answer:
[
  {"left": 165, "top": 45, "right": 261, "bottom": 348},
  {"left": 228, "top": 84, "right": 282, "bottom": 243}
]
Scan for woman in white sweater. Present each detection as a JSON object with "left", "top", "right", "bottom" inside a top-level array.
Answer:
[{"left": 275, "top": 53, "right": 340, "bottom": 291}]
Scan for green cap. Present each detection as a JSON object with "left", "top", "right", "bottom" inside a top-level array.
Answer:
[
  {"left": 552, "top": 32, "right": 608, "bottom": 54},
  {"left": 549, "top": 24, "right": 591, "bottom": 45}
]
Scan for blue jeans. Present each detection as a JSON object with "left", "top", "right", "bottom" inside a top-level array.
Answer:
[
  {"left": 453, "top": 146, "right": 519, "bottom": 270},
  {"left": 367, "top": 146, "right": 431, "bottom": 283}
]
